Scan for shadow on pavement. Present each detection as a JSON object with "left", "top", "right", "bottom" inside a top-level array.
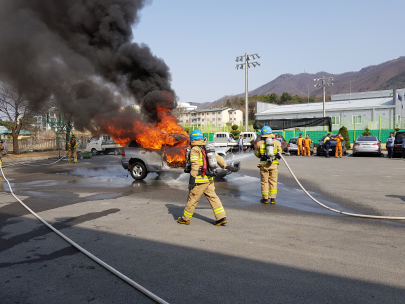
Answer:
[{"left": 1, "top": 211, "right": 405, "bottom": 304}]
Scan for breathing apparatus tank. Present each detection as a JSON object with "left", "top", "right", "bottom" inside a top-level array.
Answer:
[
  {"left": 184, "top": 147, "right": 192, "bottom": 173},
  {"left": 205, "top": 142, "right": 218, "bottom": 170},
  {"left": 265, "top": 137, "right": 274, "bottom": 159}
]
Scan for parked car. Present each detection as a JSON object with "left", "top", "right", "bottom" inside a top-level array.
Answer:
[
  {"left": 254, "top": 134, "right": 288, "bottom": 153},
  {"left": 352, "top": 136, "right": 381, "bottom": 157},
  {"left": 121, "top": 133, "right": 241, "bottom": 180},
  {"left": 316, "top": 134, "right": 347, "bottom": 156},
  {"left": 288, "top": 137, "right": 314, "bottom": 155},
  {"left": 393, "top": 131, "right": 405, "bottom": 157}
]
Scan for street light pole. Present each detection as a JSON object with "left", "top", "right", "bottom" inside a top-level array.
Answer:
[
  {"left": 236, "top": 53, "right": 261, "bottom": 132},
  {"left": 314, "top": 76, "right": 334, "bottom": 118}
]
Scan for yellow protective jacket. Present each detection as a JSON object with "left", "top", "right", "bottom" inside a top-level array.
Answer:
[
  {"left": 296, "top": 137, "right": 304, "bottom": 146},
  {"left": 189, "top": 139, "right": 228, "bottom": 183},
  {"left": 68, "top": 140, "right": 78, "bottom": 151},
  {"left": 254, "top": 134, "right": 282, "bottom": 166},
  {"left": 303, "top": 138, "right": 312, "bottom": 147},
  {"left": 331, "top": 135, "right": 344, "bottom": 147}
]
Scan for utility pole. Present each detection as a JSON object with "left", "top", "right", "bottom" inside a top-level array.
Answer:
[
  {"left": 314, "top": 76, "right": 334, "bottom": 118},
  {"left": 236, "top": 53, "right": 261, "bottom": 132}
]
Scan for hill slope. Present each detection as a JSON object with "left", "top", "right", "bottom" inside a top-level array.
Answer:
[{"left": 198, "top": 56, "right": 405, "bottom": 109}]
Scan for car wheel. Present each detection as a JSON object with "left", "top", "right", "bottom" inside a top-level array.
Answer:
[
  {"left": 130, "top": 162, "right": 148, "bottom": 180},
  {"left": 91, "top": 148, "right": 98, "bottom": 156},
  {"left": 113, "top": 149, "right": 120, "bottom": 155}
]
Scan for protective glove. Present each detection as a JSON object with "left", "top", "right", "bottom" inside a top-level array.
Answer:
[
  {"left": 275, "top": 153, "right": 281, "bottom": 160},
  {"left": 188, "top": 176, "right": 196, "bottom": 191},
  {"left": 260, "top": 155, "right": 268, "bottom": 162},
  {"left": 226, "top": 165, "right": 237, "bottom": 172}
]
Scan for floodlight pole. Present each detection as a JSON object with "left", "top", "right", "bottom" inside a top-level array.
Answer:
[
  {"left": 314, "top": 76, "right": 334, "bottom": 118},
  {"left": 244, "top": 53, "right": 248, "bottom": 132},
  {"left": 236, "top": 53, "right": 261, "bottom": 132}
]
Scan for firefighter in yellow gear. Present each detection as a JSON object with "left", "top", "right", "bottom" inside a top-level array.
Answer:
[
  {"left": 178, "top": 129, "right": 237, "bottom": 226},
  {"left": 303, "top": 134, "right": 312, "bottom": 156},
  {"left": 255, "top": 126, "right": 282, "bottom": 204},
  {"left": 67, "top": 136, "right": 79, "bottom": 164},
  {"left": 296, "top": 133, "right": 304, "bottom": 156},
  {"left": 331, "top": 133, "right": 344, "bottom": 158}
]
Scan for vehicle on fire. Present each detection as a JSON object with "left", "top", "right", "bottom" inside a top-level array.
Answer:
[{"left": 121, "top": 133, "right": 241, "bottom": 180}]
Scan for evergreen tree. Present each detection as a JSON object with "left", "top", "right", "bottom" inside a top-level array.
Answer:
[
  {"left": 362, "top": 128, "right": 372, "bottom": 136},
  {"left": 339, "top": 126, "right": 351, "bottom": 149}
]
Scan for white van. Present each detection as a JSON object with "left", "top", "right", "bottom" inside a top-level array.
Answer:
[
  {"left": 213, "top": 132, "right": 236, "bottom": 143},
  {"left": 239, "top": 132, "right": 257, "bottom": 143},
  {"left": 85, "top": 135, "right": 122, "bottom": 155}
]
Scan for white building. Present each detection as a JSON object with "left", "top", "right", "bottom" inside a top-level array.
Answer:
[
  {"left": 179, "top": 107, "right": 243, "bottom": 127},
  {"left": 177, "top": 102, "right": 198, "bottom": 111},
  {"left": 255, "top": 88, "right": 405, "bottom": 130}
]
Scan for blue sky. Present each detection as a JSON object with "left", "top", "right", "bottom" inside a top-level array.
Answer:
[{"left": 133, "top": 0, "right": 405, "bottom": 104}]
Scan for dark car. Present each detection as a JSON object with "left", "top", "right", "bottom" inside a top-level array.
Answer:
[
  {"left": 393, "top": 131, "right": 405, "bottom": 157},
  {"left": 316, "top": 134, "right": 347, "bottom": 156}
]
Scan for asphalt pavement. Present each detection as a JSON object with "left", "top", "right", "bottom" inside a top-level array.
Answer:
[{"left": 1, "top": 152, "right": 405, "bottom": 303}]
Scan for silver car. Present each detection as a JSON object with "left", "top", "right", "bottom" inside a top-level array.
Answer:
[
  {"left": 121, "top": 134, "right": 241, "bottom": 180},
  {"left": 287, "top": 137, "right": 314, "bottom": 155},
  {"left": 352, "top": 136, "right": 381, "bottom": 157}
]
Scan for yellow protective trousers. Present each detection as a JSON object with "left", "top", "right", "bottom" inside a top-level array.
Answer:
[
  {"left": 68, "top": 149, "right": 77, "bottom": 163},
  {"left": 260, "top": 163, "right": 279, "bottom": 199},
  {"left": 182, "top": 181, "right": 226, "bottom": 222},
  {"left": 297, "top": 145, "right": 303, "bottom": 156},
  {"left": 335, "top": 145, "right": 342, "bottom": 157},
  {"left": 304, "top": 146, "right": 311, "bottom": 156}
]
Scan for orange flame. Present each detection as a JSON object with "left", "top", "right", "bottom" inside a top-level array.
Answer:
[{"left": 104, "top": 106, "right": 189, "bottom": 167}]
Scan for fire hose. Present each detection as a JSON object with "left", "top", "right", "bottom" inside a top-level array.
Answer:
[
  {"left": 0, "top": 165, "right": 169, "bottom": 304},
  {"left": 280, "top": 154, "right": 405, "bottom": 220},
  {"left": 3, "top": 151, "right": 68, "bottom": 167}
]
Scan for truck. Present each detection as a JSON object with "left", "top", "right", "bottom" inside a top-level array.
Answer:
[
  {"left": 121, "top": 133, "right": 241, "bottom": 180},
  {"left": 212, "top": 132, "right": 255, "bottom": 151},
  {"left": 85, "top": 135, "right": 122, "bottom": 156}
]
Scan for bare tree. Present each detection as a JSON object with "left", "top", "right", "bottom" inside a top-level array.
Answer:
[
  {"left": 172, "top": 106, "right": 190, "bottom": 124},
  {"left": 0, "top": 77, "right": 51, "bottom": 154}
]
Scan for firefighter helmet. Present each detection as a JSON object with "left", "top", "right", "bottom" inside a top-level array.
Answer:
[
  {"left": 190, "top": 129, "right": 204, "bottom": 141},
  {"left": 261, "top": 126, "right": 272, "bottom": 135}
]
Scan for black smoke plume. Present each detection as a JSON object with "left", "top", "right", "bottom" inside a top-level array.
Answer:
[{"left": 0, "top": 0, "right": 176, "bottom": 130}]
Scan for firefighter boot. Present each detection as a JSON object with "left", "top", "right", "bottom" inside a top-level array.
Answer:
[
  {"left": 270, "top": 198, "right": 276, "bottom": 204},
  {"left": 214, "top": 217, "right": 227, "bottom": 226},
  {"left": 177, "top": 217, "right": 190, "bottom": 225},
  {"left": 260, "top": 199, "right": 269, "bottom": 204}
]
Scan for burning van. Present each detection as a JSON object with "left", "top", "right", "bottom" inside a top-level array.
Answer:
[{"left": 121, "top": 133, "right": 240, "bottom": 180}]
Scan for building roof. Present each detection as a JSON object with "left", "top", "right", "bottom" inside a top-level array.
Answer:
[
  {"left": 256, "top": 97, "right": 394, "bottom": 116},
  {"left": 0, "top": 129, "right": 32, "bottom": 135},
  {"left": 187, "top": 107, "right": 236, "bottom": 113}
]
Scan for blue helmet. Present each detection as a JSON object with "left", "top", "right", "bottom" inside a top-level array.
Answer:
[
  {"left": 261, "top": 126, "right": 272, "bottom": 135},
  {"left": 190, "top": 129, "right": 204, "bottom": 141}
]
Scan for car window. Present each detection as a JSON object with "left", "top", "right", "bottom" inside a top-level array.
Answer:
[
  {"left": 90, "top": 136, "right": 98, "bottom": 142},
  {"left": 289, "top": 138, "right": 297, "bottom": 144},
  {"left": 395, "top": 132, "right": 405, "bottom": 142},
  {"left": 357, "top": 136, "right": 377, "bottom": 141},
  {"left": 128, "top": 140, "right": 141, "bottom": 148}
]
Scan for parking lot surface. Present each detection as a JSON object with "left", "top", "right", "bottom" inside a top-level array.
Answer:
[{"left": 1, "top": 153, "right": 405, "bottom": 303}]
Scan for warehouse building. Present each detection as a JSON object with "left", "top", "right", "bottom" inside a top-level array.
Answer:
[{"left": 255, "top": 88, "right": 405, "bottom": 131}]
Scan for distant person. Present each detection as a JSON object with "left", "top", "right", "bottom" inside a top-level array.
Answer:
[
  {"left": 275, "top": 134, "right": 282, "bottom": 144},
  {"left": 68, "top": 135, "right": 79, "bottom": 164},
  {"left": 303, "top": 134, "right": 312, "bottom": 156},
  {"left": 386, "top": 132, "right": 395, "bottom": 158},
  {"left": 331, "top": 133, "right": 344, "bottom": 158},
  {"left": 238, "top": 136, "right": 244, "bottom": 154},
  {"left": 203, "top": 134, "right": 207, "bottom": 141},
  {"left": 324, "top": 133, "right": 331, "bottom": 158},
  {"left": 296, "top": 133, "right": 304, "bottom": 156},
  {"left": 402, "top": 134, "right": 405, "bottom": 159}
]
